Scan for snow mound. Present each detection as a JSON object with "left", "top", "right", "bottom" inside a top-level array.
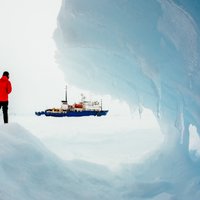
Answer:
[
  {"left": 0, "top": 123, "right": 117, "bottom": 200},
  {"left": 1, "top": 123, "right": 200, "bottom": 199}
]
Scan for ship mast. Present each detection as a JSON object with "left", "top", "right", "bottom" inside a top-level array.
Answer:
[
  {"left": 62, "top": 85, "right": 68, "bottom": 105},
  {"left": 65, "top": 85, "right": 68, "bottom": 103}
]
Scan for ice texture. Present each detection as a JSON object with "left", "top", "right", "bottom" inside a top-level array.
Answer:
[{"left": 54, "top": 0, "right": 200, "bottom": 152}]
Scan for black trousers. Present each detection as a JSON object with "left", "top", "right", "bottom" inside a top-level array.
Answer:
[{"left": 0, "top": 101, "right": 8, "bottom": 123}]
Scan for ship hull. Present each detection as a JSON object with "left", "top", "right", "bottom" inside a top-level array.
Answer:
[{"left": 35, "top": 110, "right": 108, "bottom": 117}]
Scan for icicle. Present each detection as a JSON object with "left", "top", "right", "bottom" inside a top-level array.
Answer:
[
  {"left": 180, "top": 111, "right": 185, "bottom": 144},
  {"left": 138, "top": 103, "right": 143, "bottom": 119},
  {"left": 188, "top": 72, "right": 193, "bottom": 89},
  {"left": 175, "top": 103, "right": 185, "bottom": 144},
  {"left": 138, "top": 95, "right": 143, "bottom": 119},
  {"left": 182, "top": 121, "right": 190, "bottom": 151},
  {"left": 156, "top": 98, "right": 161, "bottom": 119}
]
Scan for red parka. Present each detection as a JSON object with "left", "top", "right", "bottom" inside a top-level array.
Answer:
[{"left": 0, "top": 75, "right": 12, "bottom": 101}]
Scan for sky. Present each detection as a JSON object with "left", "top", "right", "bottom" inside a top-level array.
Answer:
[{"left": 0, "top": 0, "right": 65, "bottom": 113}]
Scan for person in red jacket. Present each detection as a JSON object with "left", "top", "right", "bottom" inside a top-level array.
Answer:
[{"left": 0, "top": 71, "right": 12, "bottom": 123}]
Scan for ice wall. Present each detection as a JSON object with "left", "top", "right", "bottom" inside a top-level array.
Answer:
[{"left": 54, "top": 0, "right": 200, "bottom": 152}]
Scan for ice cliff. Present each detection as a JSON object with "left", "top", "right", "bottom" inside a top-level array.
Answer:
[{"left": 54, "top": 0, "right": 200, "bottom": 153}]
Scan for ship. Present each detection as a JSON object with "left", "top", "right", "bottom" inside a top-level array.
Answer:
[{"left": 35, "top": 86, "right": 108, "bottom": 117}]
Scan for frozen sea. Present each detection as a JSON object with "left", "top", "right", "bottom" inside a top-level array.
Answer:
[{"left": 11, "top": 110, "right": 163, "bottom": 170}]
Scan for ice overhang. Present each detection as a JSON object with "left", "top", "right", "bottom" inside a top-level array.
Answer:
[{"left": 54, "top": 0, "right": 200, "bottom": 152}]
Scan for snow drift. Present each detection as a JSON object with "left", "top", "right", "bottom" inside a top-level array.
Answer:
[
  {"left": 0, "top": 123, "right": 117, "bottom": 200},
  {"left": 54, "top": 0, "right": 200, "bottom": 152},
  {"left": 1, "top": 123, "right": 200, "bottom": 200}
]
